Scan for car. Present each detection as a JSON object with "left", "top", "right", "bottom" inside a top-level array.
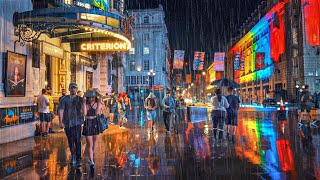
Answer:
[{"left": 262, "top": 98, "right": 277, "bottom": 107}]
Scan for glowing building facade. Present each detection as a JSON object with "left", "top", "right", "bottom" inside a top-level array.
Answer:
[{"left": 227, "top": 0, "right": 320, "bottom": 103}]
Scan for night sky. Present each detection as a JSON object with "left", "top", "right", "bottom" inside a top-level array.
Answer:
[{"left": 126, "top": 0, "right": 263, "bottom": 68}]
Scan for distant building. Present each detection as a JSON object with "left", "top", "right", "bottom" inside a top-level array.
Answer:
[
  {"left": 125, "top": 5, "right": 170, "bottom": 100},
  {"left": 226, "top": 0, "right": 320, "bottom": 103}
]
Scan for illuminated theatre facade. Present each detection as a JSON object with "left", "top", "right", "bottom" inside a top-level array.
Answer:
[
  {"left": 0, "top": 0, "right": 132, "bottom": 144},
  {"left": 226, "top": 0, "right": 320, "bottom": 104}
]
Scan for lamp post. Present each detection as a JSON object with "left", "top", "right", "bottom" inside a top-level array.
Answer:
[
  {"left": 137, "top": 66, "right": 142, "bottom": 104},
  {"left": 296, "top": 85, "right": 299, "bottom": 104},
  {"left": 148, "top": 70, "right": 156, "bottom": 93},
  {"left": 202, "top": 71, "right": 206, "bottom": 102}
]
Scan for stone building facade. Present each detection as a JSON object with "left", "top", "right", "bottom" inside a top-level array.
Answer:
[{"left": 125, "top": 5, "right": 170, "bottom": 100}]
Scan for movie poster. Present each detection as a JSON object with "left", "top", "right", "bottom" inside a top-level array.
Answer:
[{"left": 5, "top": 51, "right": 27, "bottom": 97}]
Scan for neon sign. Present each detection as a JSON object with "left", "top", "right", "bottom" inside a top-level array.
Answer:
[{"left": 80, "top": 42, "right": 130, "bottom": 51}]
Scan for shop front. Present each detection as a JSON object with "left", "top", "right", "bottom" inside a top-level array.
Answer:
[{"left": 0, "top": 0, "right": 132, "bottom": 144}]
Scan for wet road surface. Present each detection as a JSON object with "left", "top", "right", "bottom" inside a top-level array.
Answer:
[{"left": 1, "top": 107, "right": 319, "bottom": 179}]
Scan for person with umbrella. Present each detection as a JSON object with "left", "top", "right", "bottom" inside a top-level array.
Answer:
[
  {"left": 82, "top": 88, "right": 105, "bottom": 168},
  {"left": 211, "top": 88, "right": 229, "bottom": 141}
]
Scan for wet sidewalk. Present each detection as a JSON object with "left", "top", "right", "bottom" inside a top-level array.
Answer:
[{"left": 0, "top": 108, "right": 320, "bottom": 179}]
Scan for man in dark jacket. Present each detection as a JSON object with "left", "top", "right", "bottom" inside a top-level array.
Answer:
[{"left": 59, "top": 82, "right": 85, "bottom": 167}]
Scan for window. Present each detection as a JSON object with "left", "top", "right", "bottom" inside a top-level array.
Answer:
[
  {"left": 144, "top": 33, "right": 150, "bottom": 41},
  {"left": 130, "top": 61, "right": 135, "bottom": 71},
  {"left": 143, "top": 16, "right": 149, "bottom": 24},
  {"left": 126, "top": 76, "right": 130, "bottom": 84},
  {"left": 129, "top": 48, "right": 135, "bottom": 54},
  {"left": 137, "top": 76, "right": 142, "bottom": 84},
  {"left": 131, "top": 76, "right": 136, "bottom": 84},
  {"left": 143, "top": 60, "right": 150, "bottom": 71},
  {"left": 143, "top": 76, "right": 148, "bottom": 84},
  {"left": 143, "top": 47, "right": 149, "bottom": 54}
]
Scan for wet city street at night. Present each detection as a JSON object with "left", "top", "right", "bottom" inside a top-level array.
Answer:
[{"left": 1, "top": 107, "right": 319, "bottom": 180}]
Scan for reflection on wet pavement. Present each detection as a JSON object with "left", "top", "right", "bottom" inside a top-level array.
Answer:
[{"left": 1, "top": 108, "right": 320, "bottom": 179}]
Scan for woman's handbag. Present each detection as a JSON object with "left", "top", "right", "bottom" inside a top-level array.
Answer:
[{"left": 98, "top": 114, "right": 108, "bottom": 132}]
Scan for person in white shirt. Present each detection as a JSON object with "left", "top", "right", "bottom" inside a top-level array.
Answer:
[
  {"left": 211, "top": 88, "right": 229, "bottom": 140},
  {"left": 37, "top": 89, "right": 51, "bottom": 137}
]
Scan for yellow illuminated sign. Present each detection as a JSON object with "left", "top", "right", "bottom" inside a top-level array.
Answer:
[{"left": 80, "top": 42, "right": 130, "bottom": 52}]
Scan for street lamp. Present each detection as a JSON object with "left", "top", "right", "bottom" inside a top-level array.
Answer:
[
  {"left": 147, "top": 70, "right": 156, "bottom": 92},
  {"left": 137, "top": 66, "right": 142, "bottom": 104},
  {"left": 202, "top": 71, "right": 206, "bottom": 102}
]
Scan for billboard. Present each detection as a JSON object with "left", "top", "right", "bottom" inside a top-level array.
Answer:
[
  {"left": 213, "top": 52, "right": 225, "bottom": 71},
  {"left": 193, "top": 51, "right": 205, "bottom": 70},
  {"left": 255, "top": 52, "right": 265, "bottom": 70},
  {"left": 173, "top": 50, "right": 185, "bottom": 69}
]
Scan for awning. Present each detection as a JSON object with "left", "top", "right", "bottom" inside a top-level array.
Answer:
[{"left": 13, "top": 5, "right": 133, "bottom": 49}]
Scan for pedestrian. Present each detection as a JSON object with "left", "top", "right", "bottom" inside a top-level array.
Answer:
[
  {"left": 162, "top": 91, "right": 175, "bottom": 134},
  {"left": 58, "top": 88, "right": 67, "bottom": 133},
  {"left": 226, "top": 87, "right": 240, "bottom": 142},
  {"left": 37, "top": 89, "right": 51, "bottom": 137},
  {"left": 317, "top": 92, "right": 320, "bottom": 109},
  {"left": 124, "top": 93, "right": 132, "bottom": 122},
  {"left": 118, "top": 92, "right": 126, "bottom": 129},
  {"left": 59, "top": 88, "right": 66, "bottom": 102},
  {"left": 299, "top": 85, "right": 314, "bottom": 124},
  {"left": 108, "top": 90, "right": 118, "bottom": 124},
  {"left": 83, "top": 89, "right": 105, "bottom": 168},
  {"left": 211, "top": 88, "right": 229, "bottom": 140},
  {"left": 46, "top": 87, "right": 55, "bottom": 133},
  {"left": 59, "top": 82, "right": 85, "bottom": 167},
  {"left": 144, "top": 92, "right": 158, "bottom": 134}
]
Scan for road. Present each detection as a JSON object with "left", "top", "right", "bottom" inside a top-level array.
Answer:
[{"left": 1, "top": 107, "right": 319, "bottom": 179}]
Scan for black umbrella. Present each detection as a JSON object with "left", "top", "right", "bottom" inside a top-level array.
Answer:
[{"left": 211, "top": 78, "right": 240, "bottom": 88}]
